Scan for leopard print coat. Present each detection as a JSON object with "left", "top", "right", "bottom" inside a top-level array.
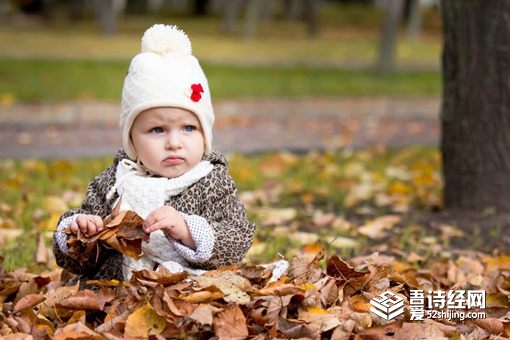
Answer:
[{"left": 53, "top": 150, "right": 255, "bottom": 281}]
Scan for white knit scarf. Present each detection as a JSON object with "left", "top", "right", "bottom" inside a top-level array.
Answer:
[{"left": 107, "top": 158, "right": 214, "bottom": 279}]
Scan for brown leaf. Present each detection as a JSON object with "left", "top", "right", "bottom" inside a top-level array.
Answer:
[
  {"left": 101, "top": 210, "right": 148, "bottom": 259},
  {"left": 35, "top": 233, "right": 48, "bottom": 264},
  {"left": 252, "top": 283, "right": 303, "bottom": 297},
  {"left": 53, "top": 321, "right": 104, "bottom": 340},
  {"left": 55, "top": 289, "right": 113, "bottom": 311},
  {"left": 299, "top": 308, "right": 341, "bottom": 333},
  {"left": 213, "top": 306, "right": 249, "bottom": 339},
  {"left": 12, "top": 293, "right": 46, "bottom": 314},
  {"left": 180, "top": 286, "right": 224, "bottom": 303},
  {"left": 277, "top": 317, "right": 318, "bottom": 339},
  {"left": 327, "top": 255, "right": 367, "bottom": 280},
  {"left": 287, "top": 248, "right": 325, "bottom": 285},
  {"left": 38, "top": 283, "right": 80, "bottom": 320},
  {"left": 471, "top": 317, "right": 505, "bottom": 335},
  {"left": 189, "top": 303, "right": 221, "bottom": 326},
  {"left": 66, "top": 208, "right": 148, "bottom": 262},
  {"left": 132, "top": 267, "right": 188, "bottom": 287}
]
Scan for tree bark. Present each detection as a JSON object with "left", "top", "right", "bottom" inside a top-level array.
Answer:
[{"left": 441, "top": 0, "right": 510, "bottom": 212}]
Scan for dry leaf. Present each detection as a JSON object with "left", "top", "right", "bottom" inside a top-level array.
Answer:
[
  {"left": 327, "top": 255, "right": 367, "bottom": 280},
  {"left": 13, "top": 293, "right": 46, "bottom": 313},
  {"left": 213, "top": 306, "right": 249, "bottom": 339},
  {"left": 124, "top": 303, "right": 166, "bottom": 338},
  {"left": 55, "top": 289, "right": 113, "bottom": 311},
  {"left": 65, "top": 202, "right": 148, "bottom": 262},
  {"left": 180, "top": 286, "right": 224, "bottom": 303}
]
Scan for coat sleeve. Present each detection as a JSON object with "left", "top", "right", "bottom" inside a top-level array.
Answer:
[
  {"left": 182, "top": 165, "right": 255, "bottom": 270},
  {"left": 52, "top": 155, "right": 123, "bottom": 280}
]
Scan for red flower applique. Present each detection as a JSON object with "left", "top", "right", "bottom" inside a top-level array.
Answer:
[{"left": 190, "top": 83, "right": 204, "bottom": 102}]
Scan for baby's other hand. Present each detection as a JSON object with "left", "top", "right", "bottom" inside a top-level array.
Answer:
[
  {"left": 70, "top": 214, "right": 104, "bottom": 237},
  {"left": 144, "top": 206, "right": 195, "bottom": 249}
]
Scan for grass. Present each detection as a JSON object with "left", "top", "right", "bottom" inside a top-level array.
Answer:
[
  {"left": 0, "top": 58, "right": 440, "bottom": 102},
  {"left": 0, "top": 146, "right": 443, "bottom": 270}
]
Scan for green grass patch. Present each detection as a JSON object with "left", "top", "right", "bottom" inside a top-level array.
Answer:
[
  {"left": 0, "top": 58, "right": 440, "bottom": 102},
  {"left": 0, "top": 146, "right": 443, "bottom": 270}
]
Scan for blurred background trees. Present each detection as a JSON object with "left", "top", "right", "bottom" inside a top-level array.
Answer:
[
  {"left": 4, "top": 1, "right": 510, "bottom": 238},
  {"left": 2, "top": 0, "right": 440, "bottom": 72}
]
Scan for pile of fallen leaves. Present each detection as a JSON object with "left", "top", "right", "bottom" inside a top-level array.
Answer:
[
  {"left": 1, "top": 151, "right": 509, "bottom": 338},
  {"left": 1, "top": 248, "right": 509, "bottom": 339}
]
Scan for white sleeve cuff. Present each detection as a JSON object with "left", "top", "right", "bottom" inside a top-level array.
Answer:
[
  {"left": 54, "top": 215, "right": 77, "bottom": 253},
  {"left": 171, "top": 213, "right": 214, "bottom": 263}
]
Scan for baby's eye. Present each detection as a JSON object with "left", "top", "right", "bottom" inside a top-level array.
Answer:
[
  {"left": 184, "top": 125, "right": 196, "bottom": 132},
  {"left": 151, "top": 127, "right": 164, "bottom": 134}
]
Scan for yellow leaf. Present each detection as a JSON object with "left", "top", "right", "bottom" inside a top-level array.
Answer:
[
  {"left": 0, "top": 228, "right": 22, "bottom": 247},
  {"left": 349, "top": 295, "right": 372, "bottom": 312},
  {"left": 42, "top": 196, "right": 68, "bottom": 214},
  {"left": 45, "top": 212, "right": 62, "bottom": 231},
  {"left": 486, "top": 293, "right": 510, "bottom": 308},
  {"left": 190, "top": 271, "right": 251, "bottom": 304},
  {"left": 358, "top": 215, "right": 401, "bottom": 239},
  {"left": 0, "top": 92, "right": 15, "bottom": 106},
  {"left": 484, "top": 256, "right": 510, "bottom": 272},
  {"left": 307, "top": 307, "right": 330, "bottom": 314},
  {"left": 328, "top": 236, "right": 359, "bottom": 249},
  {"left": 388, "top": 181, "right": 411, "bottom": 195},
  {"left": 246, "top": 242, "right": 266, "bottom": 258},
  {"left": 289, "top": 231, "right": 319, "bottom": 245},
  {"left": 125, "top": 303, "right": 166, "bottom": 338},
  {"left": 300, "top": 282, "right": 317, "bottom": 291},
  {"left": 255, "top": 207, "right": 297, "bottom": 225}
]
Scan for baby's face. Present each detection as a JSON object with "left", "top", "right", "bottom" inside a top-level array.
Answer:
[{"left": 131, "top": 107, "right": 205, "bottom": 178}]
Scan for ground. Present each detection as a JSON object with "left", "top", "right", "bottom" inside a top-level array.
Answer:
[{"left": 1, "top": 96, "right": 508, "bottom": 254}]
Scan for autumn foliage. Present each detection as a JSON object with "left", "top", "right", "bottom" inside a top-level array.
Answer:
[
  {"left": 1, "top": 149, "right": 510, "bottom": 338},
  {"left": 1, "top": 247, "right": 510, "bottom": 339},
  {"left": 64, "top": 201, "right": 148, "bottom": 262}
]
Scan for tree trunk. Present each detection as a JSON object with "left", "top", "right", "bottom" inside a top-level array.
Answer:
[
  {"left": 303, "top": 0, "right": 318, "bottom": 38},
  {"left": 194, "top": 0, "right": 210, "bottom": 16},
  {"left": 244, "top": 0, "right": 262, "bottom": 38},
  {"left": 376, "top": 0, "right": 404, "bottom": 74},
  {"left": 221, "top": 0, "right": 243, "bottom": 33},
  {"left": 94, "top": 0, "right": 125, "bottom": 35},
  {"left": 441, "top": 0, "right": 510, "bottom": 212},
  {"left": 405, "top": 0, "right": 422, "bottom": 40}
]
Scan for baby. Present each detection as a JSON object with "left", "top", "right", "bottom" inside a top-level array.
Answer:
[{"left": 53, "top": 24, "right": 255, "bottom": 282}]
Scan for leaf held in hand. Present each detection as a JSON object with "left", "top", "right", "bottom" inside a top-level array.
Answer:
[{"left": 66, "top": 199, "right": 148, "bottom": 262}]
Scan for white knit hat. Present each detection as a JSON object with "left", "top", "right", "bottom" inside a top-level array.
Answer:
[{"left": 120, "top": 24, "right": 214, "bottom": 160}]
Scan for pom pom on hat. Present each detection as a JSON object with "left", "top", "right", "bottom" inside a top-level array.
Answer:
[
  {"left": 120, "top": 24, "right": 215, "bottom": 160},
  {"left": 141, "top": 24, "right": 192, "bottom": 55}
]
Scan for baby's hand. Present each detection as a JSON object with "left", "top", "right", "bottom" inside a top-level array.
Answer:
[
  {"left": 144, "top": 206, "right": 195, "bottom": 250},
  {"left": 70, "top": 214, "right": 104, "bottom": 237}
]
